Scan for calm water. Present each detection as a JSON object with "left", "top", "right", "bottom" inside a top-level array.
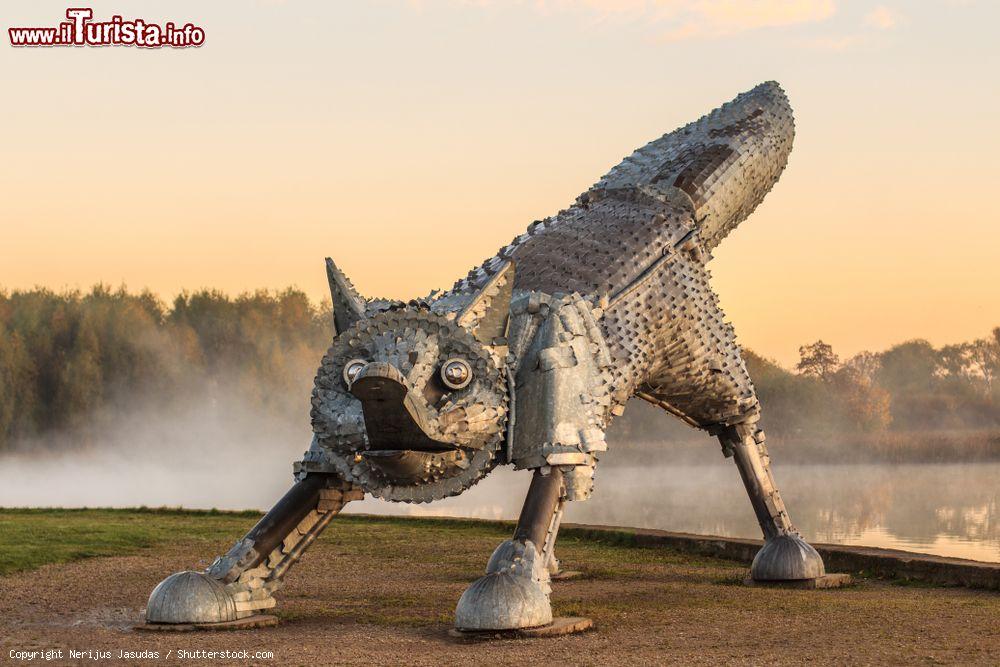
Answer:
[
  {"left": 2, "top": 440, "right": 996, "bottom": 562},
  {"left": 349, "top": 462, "right": 1000, "bottom": 563}
]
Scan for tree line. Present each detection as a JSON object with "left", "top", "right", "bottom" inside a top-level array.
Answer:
[
  {"left": 1, "top": 285, "right": 998, "bottom": 459},
  {"left": 613, "top": 331, "right": 1000, "bottom": 462},
  {"left": 0, "top": 286, "right": 330, "bottom": 451}
]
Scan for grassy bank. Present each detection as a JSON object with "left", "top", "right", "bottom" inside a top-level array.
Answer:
[
  {"left": 0, "top": 508, "right": 740, "bottom": 580},
  {"left": 0, "top": 507, "right": 262, "bottom": 575}
]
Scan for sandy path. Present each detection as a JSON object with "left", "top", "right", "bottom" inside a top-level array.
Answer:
[{"left": 1, "top": 524, "right": 998, "bottom": 666}]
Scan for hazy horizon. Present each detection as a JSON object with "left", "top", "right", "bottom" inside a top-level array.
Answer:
[{"left": 3, "top": 281, "right": 996, "bottom": 372}]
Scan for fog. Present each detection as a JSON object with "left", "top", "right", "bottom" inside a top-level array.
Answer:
[
  {"left": 1, "top": 392, "right": 996, "bottom": 563},
  {"left": 0, "top": 394, "right": 307, "bottom": 510}
]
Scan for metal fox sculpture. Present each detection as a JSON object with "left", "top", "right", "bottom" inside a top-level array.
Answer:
[{"left": 146, "top": 81, "right": 826, "bottom": 632}]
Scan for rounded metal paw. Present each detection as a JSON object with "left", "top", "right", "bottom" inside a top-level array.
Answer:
[
  {"left": 751, "top": 534, "right": 826, "bottom": 581},
  {"left": 454, "top": 570, "right": 552, "bottom": 630},
  {"left": 455, "top": 540, "right": 552, "bottom": 630},
  {"left": 145, "top": 571, "right": 238, "bottom": 624}
]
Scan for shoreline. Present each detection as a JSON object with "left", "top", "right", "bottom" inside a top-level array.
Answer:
[{"left": 3, "top": 508, "right": 998, "bottom": 587}]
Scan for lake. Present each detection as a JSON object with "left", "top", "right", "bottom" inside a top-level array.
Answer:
[
  {"left": 348, "top": 461, "right": 1000, "bottom": 563},
  {"left": 2, "top": 441, "right": 996, "bottom": 563}
]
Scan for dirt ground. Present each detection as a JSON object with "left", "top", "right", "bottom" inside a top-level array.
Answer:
[{"left": 1, "top": 515, "right": 998, "bottom": 666}]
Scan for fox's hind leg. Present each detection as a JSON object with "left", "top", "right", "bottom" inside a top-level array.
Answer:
[
  {"left": 716, "top": 417, "right": 825, "bottom": 581},
  {"left": 143, "top": 473, "right": 363, "bottom": 626}
]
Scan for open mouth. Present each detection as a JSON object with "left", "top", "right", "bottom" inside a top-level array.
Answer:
[{"left": 349, "top": 362, "right": 456, "bottom": 455}]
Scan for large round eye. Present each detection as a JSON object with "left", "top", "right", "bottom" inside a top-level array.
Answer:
[
  {"left": 343, "top": 358, "right": 367, "bottom": 386},
  {"left": 440, "top": 358, "right": 472, "bottom": 390}
]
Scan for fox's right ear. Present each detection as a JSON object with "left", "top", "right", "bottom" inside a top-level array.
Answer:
[
  {"left": 326, "top": 257, "right": 366, "bottom": 335},
  {"left": 456, "top": 261, "right": 515, "bottom": 345}
]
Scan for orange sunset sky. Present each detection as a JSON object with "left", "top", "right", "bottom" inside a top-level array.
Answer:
[{"left": 2, "top": 1, "right": 997, "bottom": 366}]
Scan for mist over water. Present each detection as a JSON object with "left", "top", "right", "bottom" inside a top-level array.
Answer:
[
  {"left": 1, "top": 394, "right": 996, "bottom": 563},
  {"left": 355, "top": 462, "right": 1000, "bottom": 563},
  {"left": 0, "top": 396, "right": 307, "bottom": 510}
]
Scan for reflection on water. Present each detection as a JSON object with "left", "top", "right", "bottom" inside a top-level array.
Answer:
[
  {"left": 349, "top": 462, "right": 1000, "bottom": 563},
  {"left": 1, "top": 430, "right": 995, "bottom": 563}
]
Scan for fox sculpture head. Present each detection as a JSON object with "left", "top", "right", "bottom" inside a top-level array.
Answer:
[{"left": 309, "top": 260, "right": 517, "bottom": 501}]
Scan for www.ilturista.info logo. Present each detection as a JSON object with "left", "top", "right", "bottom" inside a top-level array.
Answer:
[{"left": 9, "top": 8, "right": 204, "bottom": 48}]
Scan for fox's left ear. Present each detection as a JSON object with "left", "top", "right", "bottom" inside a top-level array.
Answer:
[
  {"left": 457, "top": 261, "right": 515, "bottom": 344},
  {"left": 326, "top": 257, "right": 367, "bottom": 335}
]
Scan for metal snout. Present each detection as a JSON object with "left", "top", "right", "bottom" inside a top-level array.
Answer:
[{"left": 349, "top": 361, "right": 454, "bottom": 453}]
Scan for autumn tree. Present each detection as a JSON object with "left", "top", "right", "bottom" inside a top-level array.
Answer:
[
  {"left": 877, "top": 340, "right": 939, "bottom": 394},
  {"left": 796, "top": 340, "right": 840, "bottom": 381},
  {"left": 845, "top": 351, "right": 881, "bottom": 385},
  {"left": 831, "top": 365, "right": 892, "bottom": 433}
]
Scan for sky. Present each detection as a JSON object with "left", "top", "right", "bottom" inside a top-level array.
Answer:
[{"left": 2, "top": 0, "right": 998, "bottom": 366}]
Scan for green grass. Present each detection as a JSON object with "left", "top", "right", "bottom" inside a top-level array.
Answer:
[
  {"left": 0, "top": 507, "right": 262, "bottom": 575},
  {"left": 0, "top": 508, "right": 526, "bottom": 576},
  {"left": 0, "top": 508, "right": 738, "bottom": 578}
]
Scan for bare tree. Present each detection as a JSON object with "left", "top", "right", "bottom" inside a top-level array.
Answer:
[{"left": 967, "top": 338, "right": 999, "bottom": 391}]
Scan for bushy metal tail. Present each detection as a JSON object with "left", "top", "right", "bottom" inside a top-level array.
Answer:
[{"left": 592, "top": 81, "right": 795, "bottom": 251}]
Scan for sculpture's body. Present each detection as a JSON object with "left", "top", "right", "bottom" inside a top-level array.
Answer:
[{"left": 145, "top": 82, "right": 827, "bottom": 632}]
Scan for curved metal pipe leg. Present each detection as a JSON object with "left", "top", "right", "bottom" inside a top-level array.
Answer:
[
  {"left": 718, "top": 421, "right": 824, "bottom": 581},
  {"left": 145, "top": 474, "right": 363, "bottom": 624},
  {"left": 514, "top": 467, "right": 565, "bottom": 551}
]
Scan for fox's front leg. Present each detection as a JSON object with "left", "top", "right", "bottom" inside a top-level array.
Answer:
[
  {"left": 454, "top": 467, "right": 566, "bottom": 630},
  {"left": 717, "top": 417, "right": 825, "bottom": 581},
  {"left": 454, "top": 292, "right": 609, "bottom": 630},
  {"left": 144, "top": 473, "right": 362, "bottom": 625}
]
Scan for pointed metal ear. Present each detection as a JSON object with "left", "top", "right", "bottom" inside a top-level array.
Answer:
[
  {"left": 457, "top": 261, "right": 515, "bottom": 344},
  {"left": 326, "top": 257, "right": 366, "bottom": 335}
]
